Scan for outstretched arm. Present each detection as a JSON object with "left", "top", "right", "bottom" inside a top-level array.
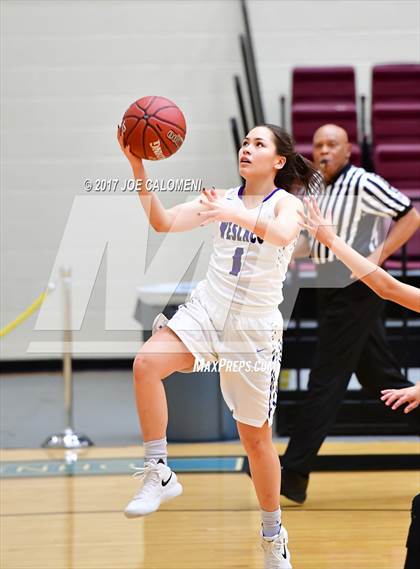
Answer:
[
  {"left": 118, "top": 127, "right": 223, "bottom": 233},
  {"left": 300, "top": 197, "right": 420, "bottom": 313}
]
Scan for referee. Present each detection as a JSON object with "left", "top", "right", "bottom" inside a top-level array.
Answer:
[{"left": 280, "top": 123, "right": 420, "bottom": 504}]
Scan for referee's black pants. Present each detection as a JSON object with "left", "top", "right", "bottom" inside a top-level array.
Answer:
[{"left": 282, "top": 276, "right": 419, "bottom": 476}]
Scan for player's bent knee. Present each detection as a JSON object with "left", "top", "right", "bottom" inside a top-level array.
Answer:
[
  {"left": 133, "top": 343, "right": 191, "bottom": 381},
  {"left": 132, "top": 353, "right": 161, "bottom": 382}
]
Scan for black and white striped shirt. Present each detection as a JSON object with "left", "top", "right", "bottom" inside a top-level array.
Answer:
[{"left": 311, "top": 164, "right": 413, "bottom": 264}]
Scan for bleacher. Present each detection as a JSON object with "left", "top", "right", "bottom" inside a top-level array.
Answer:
[{"left": 291, "top": 66, "right": 362, "bottom": 166}]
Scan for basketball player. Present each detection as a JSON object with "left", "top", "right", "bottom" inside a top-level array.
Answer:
[{"left": 117, "top": 123, "right": 320, "bottom": 569}]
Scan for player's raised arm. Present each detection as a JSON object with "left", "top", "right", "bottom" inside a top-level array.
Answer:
[
  {"left": 300, "top": 196, "right": 420, "bottom": 313},
  {"left": 118, "top": 125, "right": 166, "bottom": 231},
  {"left": 117, "top": 126, "right": 223, "bottom": 233}
]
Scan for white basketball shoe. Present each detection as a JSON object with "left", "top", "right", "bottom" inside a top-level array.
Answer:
[
  {"left": 261, "top": 525, "right": 292, "bottom": 569},
  {"left": 124, "top": 460, "right": 183, "bottom": 518}
]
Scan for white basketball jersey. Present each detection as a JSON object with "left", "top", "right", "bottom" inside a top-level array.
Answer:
[{"left": 204, "top": 185, "right": 297, "bottom": 309}]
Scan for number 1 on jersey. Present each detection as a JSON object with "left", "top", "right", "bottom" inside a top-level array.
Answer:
[{"left": 230, "top": 247, "right": 244, "bottom": 276}]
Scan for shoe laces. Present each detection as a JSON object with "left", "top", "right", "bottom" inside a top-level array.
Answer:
[
  {"left": 131, "top": 462, "right": 162, "bottom": 498},
  {"left": 262, "top": 531, "right": 288, "bottom": 564}
]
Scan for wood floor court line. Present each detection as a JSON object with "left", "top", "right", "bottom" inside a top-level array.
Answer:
[
  {"left": 2, "top": 445, "right": 417, "bottom": 568},
  {"left": 1, "top": 507, "right": 412, "bottom": 519}
]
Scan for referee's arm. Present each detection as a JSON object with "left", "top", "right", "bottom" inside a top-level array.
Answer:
[
  {"left": 376, "top": 207, "right": 420, "bottom": 264},
  {"left": 360, "top": 173, "right": 420, "bottom": 265}
]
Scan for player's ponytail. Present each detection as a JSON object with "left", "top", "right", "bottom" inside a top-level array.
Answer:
[{"left": 259, "top": 123, "right": 322, "bottom": 195}]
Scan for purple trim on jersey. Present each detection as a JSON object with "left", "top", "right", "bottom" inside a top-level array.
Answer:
[
  {"left": 237, "top": 186, "right": 283, "bottom": 203},
  {"left": 262, "top": 187, "right": 283, "bottom": 202}
]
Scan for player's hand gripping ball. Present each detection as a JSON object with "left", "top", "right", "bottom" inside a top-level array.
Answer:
[{"left": 120, "top": 96, "right": 186, "bottom": 160}]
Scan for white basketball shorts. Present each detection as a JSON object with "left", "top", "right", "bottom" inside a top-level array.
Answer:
[{"left": 166, "top": 280, "right": 283, "bottom": 428}]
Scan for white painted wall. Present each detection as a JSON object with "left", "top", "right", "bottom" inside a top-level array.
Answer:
[
  {"left": 1, "top": 0, "right": 245, "bottom": 359},
  {"left": 1, "top": 0, "right": 419, "bottom": 360}
]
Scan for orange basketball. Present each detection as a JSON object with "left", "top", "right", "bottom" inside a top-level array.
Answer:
[{"left": 121, "top": 96, "right": 186, "bottom": 160}]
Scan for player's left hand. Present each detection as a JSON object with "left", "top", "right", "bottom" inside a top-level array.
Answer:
[
  {"left": 380, "top": 384, "right": 420, "bottom": 414},
  {"left": 198, "top": 188, "right": 237, "bottom": 226},
  {"left": 298, "top": 196, "right": 336, "bottom": 247}
]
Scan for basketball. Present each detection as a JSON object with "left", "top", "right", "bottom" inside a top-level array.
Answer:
[{"left": 120, "top": 96, "right": 186, "bottom": 160}]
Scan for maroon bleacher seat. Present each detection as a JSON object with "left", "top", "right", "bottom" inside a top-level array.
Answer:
[
  {"left": 372, "top": 64, "right": 420, "bottom": 104},
  {"left": 373, "top": 144, "right": 420, "bottom": 190},
  {"left": 372, "top": 102, "right": 420, "bottom": 144},
  {"left": 385, "top": 227, "right": 420, "bottom": 273},
  {"left": 292, "top": 103, "right": 358, "bottom": 142},
  {"left": 371, "top": 64, "right": 420, "bottom": 149},
  {"left": 292, "top": 67, "right": 360, "bottom": 165},
  {"left": 384, "top": 189, "right": 420, "bottom": 273},
  {"left": 293, "top": 67, "right": 356, "bottom": 103}
]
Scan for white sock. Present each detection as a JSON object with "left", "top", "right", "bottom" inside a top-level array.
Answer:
[
  {"left": 144, "top": 437, "right": 168, "bottom": 465},
  {"left": 261, "top": 507, "right": 281, "bottom": 538}
]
